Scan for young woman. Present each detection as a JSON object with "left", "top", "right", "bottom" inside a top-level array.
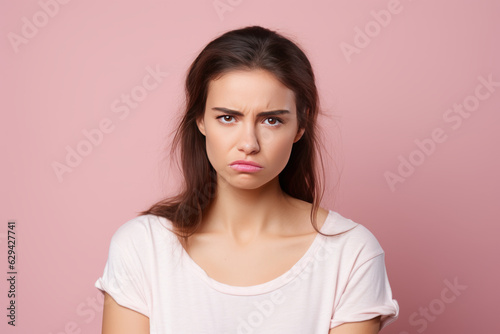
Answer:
[{"left": 95, "top": 25, "right": 399, "bottom": 333}]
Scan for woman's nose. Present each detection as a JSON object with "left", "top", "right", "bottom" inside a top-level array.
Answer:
[{"left": 236, "top": 125, "right": 260, "bottom": 154}]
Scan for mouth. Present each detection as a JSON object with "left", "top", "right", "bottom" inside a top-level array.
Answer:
[
  {"left": 229, "top": 160, "right": 263, "bottom": 172},
  {"left": 229, "top": 160, "right": 262, "bottom": 168}
]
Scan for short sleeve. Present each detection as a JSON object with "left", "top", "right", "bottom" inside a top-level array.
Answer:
[
  {"left": 330, "top": 253, "right": 399, "bottom": 330},
  {"left": 95, "top": 231, "right": 149, "bottom": 317}
]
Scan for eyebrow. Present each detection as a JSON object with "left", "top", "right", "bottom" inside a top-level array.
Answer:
[{"left": 211, "top": 107, "right": 290, "bottom": 117}]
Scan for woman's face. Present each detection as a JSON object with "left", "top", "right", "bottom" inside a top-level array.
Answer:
[{"left": 196, "top": 69, "right": 304, "bottom": 190}]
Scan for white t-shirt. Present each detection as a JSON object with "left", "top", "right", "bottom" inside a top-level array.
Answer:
[{"left": 95, "top": 210, "right": 399, "bottom": 333}]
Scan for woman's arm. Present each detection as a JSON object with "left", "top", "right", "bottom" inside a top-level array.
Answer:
[
  {"left": 102, "top": 292, "right": 150, "bottom": 334},
  {"left": 329, "top": 316, "right": 381, "bottom": 334}
]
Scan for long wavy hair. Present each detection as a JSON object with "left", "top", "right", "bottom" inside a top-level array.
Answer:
[{"left": 139, "top": 25, "right": 334, "bottom": 248}]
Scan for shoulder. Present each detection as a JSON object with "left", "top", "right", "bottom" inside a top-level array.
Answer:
[
  {"left": 283, "top": 196, "right": 330, "bottom": 232},
  {"left": 323, "top": 211, "right": 385, "bottom": 262},
  {"left": 109, "top": 214, "right": 171, "bottom": 249}
]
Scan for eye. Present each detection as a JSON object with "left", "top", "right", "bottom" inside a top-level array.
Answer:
[
  {"left": 264, "top": 117, "right": 283, "bottom": 127},
  {"left": 216, "top": 115, "right": 236, "bottom": 124},
  {"left": 216, "top": 115, "right": 284, "bottom": 126}
]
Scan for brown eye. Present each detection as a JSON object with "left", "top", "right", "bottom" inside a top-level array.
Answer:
[
  {"left": 265, "top": 117, "right": 283, "bottom": 126},
  {"left": 216, "top": 115, "right": 236, "bottom": 124}
]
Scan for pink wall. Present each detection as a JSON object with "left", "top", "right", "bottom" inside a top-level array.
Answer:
[{"left": 2, "top": 0, "right": 498, "bottom": 333}]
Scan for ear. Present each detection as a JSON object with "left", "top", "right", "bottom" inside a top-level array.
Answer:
[
  {"left": 293, "top": 127, "right": 305, "bottom": 143},
  {"left": 196, "top": 116, "right": 206, "bottom": 136}
]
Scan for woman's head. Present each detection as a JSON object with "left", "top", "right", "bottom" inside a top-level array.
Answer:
[
  {"left": 186, "top": 25, "right": 319, "bottom": 136},
  {"left": 196, "top": 68, "right": 305, "bottom": 191},
  {"left": 141, "top": 25, "right": 326, "bottom": 241}
]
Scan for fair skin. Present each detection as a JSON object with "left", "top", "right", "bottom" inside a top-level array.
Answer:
[
  {"left": 101, "top": 292, "right": 149, "bottom": 333},
  {"left": 101, "top": 68, "right": 380, "bottom": 333}
]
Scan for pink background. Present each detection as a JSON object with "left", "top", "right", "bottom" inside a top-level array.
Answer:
[{"left": 1, "top": 0, "right": 499, "bottom": 333}]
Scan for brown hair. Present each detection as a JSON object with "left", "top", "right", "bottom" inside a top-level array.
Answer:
[{"left": 139, "top": 25, "right": 334, "bottom": 248}]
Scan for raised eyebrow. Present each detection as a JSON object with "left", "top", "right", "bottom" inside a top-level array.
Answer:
[{"left": 211, "top": 107, "right": 290, "bottom": 117}]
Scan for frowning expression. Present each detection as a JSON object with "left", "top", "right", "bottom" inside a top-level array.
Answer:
[{"left": 196, "top": 69, "right": 304, "bottom": 190}]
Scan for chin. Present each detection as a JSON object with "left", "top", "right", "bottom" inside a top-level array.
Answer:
[{"left": 232, "top": 177, "right": 278, "bottom": 191}]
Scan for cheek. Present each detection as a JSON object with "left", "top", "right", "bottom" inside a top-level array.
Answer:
[
  {"left": 204, "top": 130, "right": 227, "bottom": 166},
  {"left": 267, "top": 135, "right": 296, "bottom": 167}
]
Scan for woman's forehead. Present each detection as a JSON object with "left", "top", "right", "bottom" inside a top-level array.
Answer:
[{"left": 206, "top": 69, "right": 296, "bottom": 113}]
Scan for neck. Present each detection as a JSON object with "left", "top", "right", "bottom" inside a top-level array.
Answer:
[{"left": 201, "top": 175, "right": 294, "bottom": 244}]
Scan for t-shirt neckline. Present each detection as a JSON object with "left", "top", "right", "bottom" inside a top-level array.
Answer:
[{"left": 179, "top": 210, "right": 335, "bottom": 296}]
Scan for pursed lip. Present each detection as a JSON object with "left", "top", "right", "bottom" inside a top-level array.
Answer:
[{"left": 229, "top": 160, "right": 263, "bottom": 168}]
